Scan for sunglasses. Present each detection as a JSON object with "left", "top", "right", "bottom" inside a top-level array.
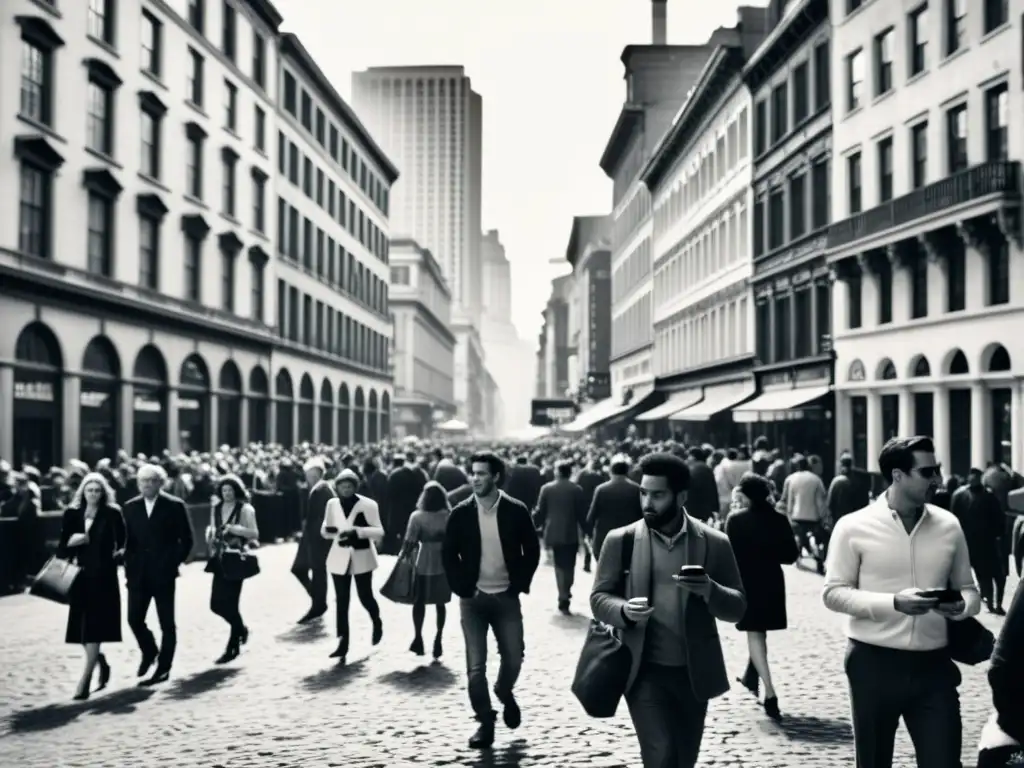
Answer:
[{"left": 913, "top": 465, "right": 942, "bottom": 479}]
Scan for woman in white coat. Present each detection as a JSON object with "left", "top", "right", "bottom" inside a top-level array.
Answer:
[{"left": 320, "top": 468, "right": 385, "bottom": 663}]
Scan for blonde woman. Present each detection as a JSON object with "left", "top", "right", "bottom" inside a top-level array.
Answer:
[
  {"left": 204, "top": 474, "right": 259, "bottom": 664},
  {"left": 402, "top": 481, "right": 452, "bottom": 659},
  {"left": 57, "top": 472, "right": 126, "bottom": 700}
]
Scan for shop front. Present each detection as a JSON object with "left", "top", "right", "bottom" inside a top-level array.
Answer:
[
  {"left": 79, "top": 336, "right": 120, "bottom": 466},
  {"left": 732, "top": 361, "right": 834, "bottom": 475},
  {"left": 248, "top": 367, "right": 270, "bottom": 444},
  {"left": 275, "top": 370, "right": 295, "bottom": 446},
  {"left": 217, "top": 362, "right": 243, "bottom": 450},
  {"left": 178, "top": 355, "right": 210, "bottom": 453},
  {"left": 635, "top": 388, "right": 702, "bottom": 438},
  {"left": 297, "top": 374, "right": 315, "bottom": 443},
  {"left": 653, "top": 356, "right": 756, "bottom": 448},
  {"left": 13, "top": 322, "right": 63, "bottom": 469},
  {"left": 319, "top": 380, "right": 335, "bottom": 445},
  {"left": 132, "top": 345, "right": 167, "bottom": 459},
  {"left": 561, "top": 386, "right": 659, "bottom": 438}
]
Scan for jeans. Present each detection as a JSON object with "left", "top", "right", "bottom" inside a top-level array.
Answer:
[
  {"left": 459, "top": 590, "right": 525, "bottom": 720},
  {"left": 551, "top": 545, "right": 578, "bottom": 606}
]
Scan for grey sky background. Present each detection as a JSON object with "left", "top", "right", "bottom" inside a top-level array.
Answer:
[{"left": 283, "top": 0, "right": 763, "bottom": 342}]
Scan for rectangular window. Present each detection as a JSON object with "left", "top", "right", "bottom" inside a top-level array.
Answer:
[
  {"left": 300, "top": 90, "right": 312, "bottom": 130},
  {"left": 813, "top": 40, "right": 830, "bottom": 111},
  {"left": 252, "top": 31, "right": 266, "bottom": 88},
  {"left": 910, "top": 254, "right": 929, "bottom": 319},
  {"left": 86, "top": 81, "right": 113, "bottom": 155},
  {"left": 184, "top": 236, "right": 201, "bottom": 302},
  {"left": 848, "top": 274, "right": 863, "bottom": 329},
  {"left": 140, "top": 109, "right": 160, "bottom": 179},
  {"left": 878, "top": 260, "right": 893, "bottom": 324},
  {"left": 221, "top": 250, "right": 235, "bottom": 311},
  {"left": 947, "top": 242, "right": 966, "bottom": 311},
  {"left": 877, "top": 136, "right": 894, "bottom": 202},
  {"left": 753, "top": 197, "right": 765, "bottom": 257},
  {"left": 251, "top": 262, "right": 264, "bottom": 321},
  {"left": 847, "top": 152, "right": 862, "bottom": 214},
  {"left": 946, "top": 104, "right": 968, "bottom": 172},
  {"left": 19, "top": 163, "right": 49, "bottom": 258},
  {"left": 221, "top": 1, "right": 236, "bottom": 61},
  {"left": 303, "top": 156, "right": 313, "bottom": 197},
  {"left": 988, "top": 240, "right": 1010, "bottom": 305},
  {"left": 768, "top": 188, "right": 785, "bottom": 250},
  {"left": 792, "top": 61, "right": 810, "bottom": 124},
  {"left": 984, "top": 0, "right": 1008, "bottom": 33},
  {"left": 224, "top": 79, "right": 237, "bottom": 131},
  {"left": 315, "top": 109, "right": 326, "bottom": 146},
  {"left": 141, "top": 12, "right": 161, "bottom": 76},
  {"left": 847, "top": 49, "right": 864, "bottom": 111},
  {"left": 811, "top": 157, "right": 830, "bottom": 229},
  {"left": 754, "top": 100, "right": 767, "bottom": 156},
  {"left": 139, "top": 216, "right": 159, "bottom": 289},
  {"left": 87, "top": 0, "right": 113, "bottom": 45},
  {"left": 186, "top": 136, "right": 202, "bottom": 198},
  {"left": 20, "top": 41, "right": 51, "bottom": 126},
  {"left": 288, "top": 143, "right": 299, "bottom": 185},
  {"left": 252, "top": 174, "right": 265, "bottom": 232},
  {"left": 222, "top": 156, "right": 236, "bottom": 216},
  {"left": 771, "top": 83, "right": 788, "bottom": 144},
  {"left": 946, "top": 0, "right": 967, "bottom": 55},
  {"left": 874, "top": 29, "right": 894, "bottom": 95},
  {"left": 87, "top": 194, "right": 112, "bottom": 277},
  {"left": 986, "top": 84, "right": 1009, "bottom": 161},
  {"left": 254, "top": 105, "right": 265, "bottom": 151},
  {"left": 794, "top": 288, "right": 812, "bottom": 359},
  {"left": 789, "top": 172, "right": 806, "bottom": 240},
  {"left": 773, "top": 291, "right": 791, "bottom": 363},
  {"left": 188, "top": 48, "right": 204, "bottom": 106},
  {"left": 909, "top": 5, "right": 928, "bottom": 76},
  {"left": 187, "top": 0, "right": 205, "bottom": 34},
  {"left": 283, "top": 71, "right": 297, "bottom": 114},
  {"left": 911, "top": 121, "right": 928, "bottom": 188}
]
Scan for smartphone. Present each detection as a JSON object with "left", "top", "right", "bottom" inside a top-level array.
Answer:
[
  {"left": 917, "top": 588, "right": 961, "bottom": 603},
  {"left": 325, "top": 526, "right": 339, "bottom": 534},
  {"left": 679, "top": 565, "right": 706, "bottom": 578}
]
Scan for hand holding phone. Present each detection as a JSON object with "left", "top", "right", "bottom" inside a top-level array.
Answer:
[
  {"left": 678, "top": 565, "right": 706, "bottom": 579},
  {"left": 324, "top": 526, "right": 339, "bottom": 534},
  {"left": 916, "top": 588, "right": 961, "bottom": 603}
]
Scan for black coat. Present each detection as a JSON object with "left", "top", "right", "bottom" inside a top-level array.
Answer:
[
  {"left": 725, "top": 503, "right": 799, "bottom": 632},
  {"left": 293, "top": 480, "right": 335, "bottom": 570},
  {"left": 434, "top": 463, "right": 469, "bottom": 493},
  {"left": 384, "top": 465, "right": 426, "bottom": 554},
  {"left": 585, "top": 477, "right": 642, "bottom": 557},
  {"left": 686, "top": 460, "right": 720, "bottom": 522},
  {"left": 122, "top": 493, "right": 194, "bottom": 588},
  {"left": 504, "top": 464, "right": 543, "bottom": 511},
  {"left": 951, "top": 485, "right": 1005, "bottom": 573},
  {"left": 58, "top": 504, "right": 126, "bottom": 644}
]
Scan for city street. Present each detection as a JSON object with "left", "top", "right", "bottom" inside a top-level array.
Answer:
[{"left": 0, "top": 543, "right": 1013, "bottom": 768}]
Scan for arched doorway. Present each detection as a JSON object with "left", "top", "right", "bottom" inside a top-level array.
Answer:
[
  {"left": 275, "top": 369, "right": 294, "bottom": 446},
  {"left": 338, "top": 383, "right": 351, "bottom": 446},
  {"left": 248, "top": 366, "right": 269, "bottom": 443},
  {"left": 80, "top": 336, "right": 120, "bottom": 465},
  {"left": 945, "top": 347, "right": 971, "bottom": 477},
  {"left": 908, "top": 355, "right": 933, "bottom": 438},
  {"left": 353, "top": 387, "right": 366, "bottom": 444},
  {"left": 13, "top": 321, "right": 63, "bottom": 468},
  {"left": 381, "top": 392, "right": 391, "bottom": 438},
  {"left": 986, "top": 343, "right": 1013, "bottom": 466},
  {"left": 368, "top": 389, "right": 379, "bottom": 443},
  {"left": 218, "top": 361, "right": 243, "bottom": 448},
  {"left": 178, "top": 354, "right": 210, "bottom": 452},
  {"left": 132, "top": 345, "right": 167, "bottom": 458},
  {"left": 298, "top": 374, "right": 315, "bottom": 442},
  {"left": 319, "top": 379, "right": 334, "bottom": 445}
]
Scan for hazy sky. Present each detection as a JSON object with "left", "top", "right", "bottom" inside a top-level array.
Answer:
[{"left": 283, "top": 1, "right": 762, "bottom": 343}]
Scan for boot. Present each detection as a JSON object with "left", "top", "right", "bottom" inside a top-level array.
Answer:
[
  {"left": 371, "top": 617, "right": 383, "bottom": 645},
  {"left": 410, "top": 635, "right": 425, "bottom": 656},
  {"left": 432, "top": 634, "right": 443, "bottom": 660},
  {"left": 328, "top": 638, "right": 347, "bottom": 662},
  {"left": 468, "top": 712, "right": 496, "bottom": 749}
]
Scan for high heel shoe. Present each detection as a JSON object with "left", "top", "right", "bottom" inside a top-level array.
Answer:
[
  {"left": 72, "top": 687, "right": 90, "bottom": 701},
  {"left": 96, "top": 654, "right": 111, "bottom": 691},
  {"left": 763, "top": 696, "right": 782, "bottom": 722},
  {"left": 410, "top": 636, "right": 425, "bottom": 656},
  {"left": 432, "top": 635, "right": 443, "bottom": 660},
  {"left": 215, "top": 642, "right": 240, "bottom": 665},
  {"left": 238, "top": 625, "right": 250, "bottom": 645}
]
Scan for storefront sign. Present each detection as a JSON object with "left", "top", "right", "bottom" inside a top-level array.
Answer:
[
  {"left": 531, "top": 398, "right": 578, "bottom": 427},
  {"left": 761, "top": 371, "right": 792, "bottom": 389},
  {"left": 14, "top": 381, "right": 54, "bottom": 402},
  {"left": 134, "top": 394, "right": 163, "bottom": 413},
  {"left": 848, "top": 360, "right": 866, "bottom": 382},
  {"left": 795, "top": 365, "right": 830, "bottom": 384},
  {"left": 80, "top": 390, "right": 111, "bottom": 409},
  {"left": 178, "top": 397, "right": 201, "bottom": 410}
]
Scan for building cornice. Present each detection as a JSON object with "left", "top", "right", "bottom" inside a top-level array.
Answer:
[
  {"left": 599, "top": 105, "right": 644, "bottom": 177},
  {"left": 742, "top": 0, "right": 829, "bottom": 93},
  {"left": 391, "top": 297, "right": 457, "bottom": 346}
]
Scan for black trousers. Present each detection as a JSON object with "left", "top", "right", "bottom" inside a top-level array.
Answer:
[
  {"left": 292, "top": 563, "right": 328, "bottom": 608},
  {"left": 551, "top": 545, "right": 577, "bottom": 605},
  {"left": 210, "top": 574, "right": 245, "bottom": 640},
  {"left": 332, "top": 572, "right": 379, "bottom": 648},
  {"left": 845, "top": 640, "right": 962, "bottom": 768},
  {"left": 127, "top": 580, "right": 177, "bottom": 672},
  {"left": 626, "top": 663, "right": 708, "bottom": 768}
]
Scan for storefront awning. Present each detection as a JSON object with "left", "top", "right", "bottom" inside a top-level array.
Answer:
[
  {"left": 670, "top": 381, "right": 755, "bottom": 422},
  {"left": 559, "top": 396, "right": 621, "bottom": 433},
  {"left": 636, "top": 388, "right": 702, "bottom": 422},
  {"left": 731, "top": 385, "right": 831, "bottom": 424}
]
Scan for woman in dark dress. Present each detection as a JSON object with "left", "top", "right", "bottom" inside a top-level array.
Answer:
[
  {"left": 57, "top": 471, "right": 126, "bottom": 700},
  {"left": 724, "top": 472, "right": 799, "bottom": 721},
  {"left": 401, "top": 482, "right": 452, "bottom": 659}
]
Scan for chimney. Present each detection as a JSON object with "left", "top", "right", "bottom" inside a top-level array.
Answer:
[{"left": 651, "top": 0, "right": 667, "bottom": 45}]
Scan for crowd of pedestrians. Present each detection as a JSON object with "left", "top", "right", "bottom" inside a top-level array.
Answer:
[{"left": 3, "top": 432, "right": 1024, "bottom": 767}]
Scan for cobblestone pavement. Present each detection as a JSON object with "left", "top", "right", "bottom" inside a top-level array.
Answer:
[{"left": 0, "top": 544, "right": 1015, "bottom": 768}]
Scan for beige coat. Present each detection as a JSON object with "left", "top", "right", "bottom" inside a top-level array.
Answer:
[{"left": 320, "top": 495, "right": 385, "bottom": 575}]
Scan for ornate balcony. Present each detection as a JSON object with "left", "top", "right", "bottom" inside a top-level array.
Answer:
[{"left": 827, "top": 161, "right": 1021, "bottom": 253}]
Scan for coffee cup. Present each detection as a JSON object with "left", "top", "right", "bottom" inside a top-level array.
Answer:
[{"left": 628, "top": 597, "right": 649, "bottom": 609}]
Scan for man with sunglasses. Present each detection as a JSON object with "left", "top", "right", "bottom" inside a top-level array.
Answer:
[{"left": 823, "top": 436, "right": 980, "bottom": 768}]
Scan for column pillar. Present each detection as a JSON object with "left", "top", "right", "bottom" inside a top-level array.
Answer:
[
  {"left": 766, "top": 287, "right": 777, "bottom": 363},
  {"left": 119, "top": 382, "right": 134, "bottom": 456},
  {"left": 267, "top": 398, "right": 277, "bottom": 444},
  {"left": 238, "top": 397, "right": 250, "bottom": 447},
  {"left": 787, "top": 289, "right": 797, "bottom": 360},
  {"left": 0, "top": 366, "right": 14, "bottom": 461},
  {"left": 166, "top": 389, "right": 180, "bottom": 454},
  {"left": 898, "top": 388, "right": 914, "bottom": 436},
  {"left": 312, "top": 400, "right": 321, "bottom": 443},
  {"left": 62, "top": 373, "right": 81, "bottom": 465},
  {"left": 866, "top": 390, "right": 883, "bottom": 467},
  {"left": 290, "top": 401, "right": 299, "bottom": 447},
  {"left": 932, "top": 385, "right": 951, "bottom": 472},
  {"left": 971, "top": 382, "right": 990, "bottom": 469},
  {"left": 809, "top": 279, "right": 819, "bottom": 354},
  {"left": 208, "top": 394, "right": 219, "bottom": 452},
  {"left": 1013, "top": 380, "right": 1024, "bottom": 471},
  {"left": 834, "top": 390, "right": 852, "bottom": 457}
]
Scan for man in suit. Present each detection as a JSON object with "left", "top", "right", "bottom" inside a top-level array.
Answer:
[
  {"left": 383, "top": 456, "right": 426, "bottom": 555},
  {"left": 442, "top": 452, "right": 540, "bottom": 750},
  {"left": 503, "top": 455, "right": 543, "bottom": 512},
  {"left": 585, "top": 454, "right": 643, "bottom": 559},
  {"left": 123, "top": 463, "right": 194, "bottom": 685},
  {"left": 292, "top": 458, "right": 336, "bottom": 623},
  {"left": 574, "top": 458, "right": 606, "bottom": 572},
  {"left": 685, "top": 447, "right": 719, "bottom": 523},
  {"left": 591, "top": 453, "right": 746, "bottom": 768},
  {"left": 533, "top": 461, "right": 588, "bottom": 614}
]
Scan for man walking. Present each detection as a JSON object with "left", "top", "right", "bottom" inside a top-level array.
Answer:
[
  {"left": 951, "top": 468, "right": 1006, "bottom": 614},
  {"left": 585, "top": 454, "right": 642, "bottom": 559},
  {"left": 292, "top": 458, "right": 335, "bottom": 623},
  {"left": 778, "top": 455, "right": 829, "bottom": 573},
  {"left": 533, "top": 461, "right": 588, "bottom": 614},
  {"left": 123, "top": 463, "right": 194, "bottom": 685},
  {"left": 591, "top": 453, "right": 746, "bottom": 768},
  {"left": 442, "top": 452, "right": 540, "bottom": 749},
  {"left": 823, "top": 436, "right": 980, "bottom": 768}
]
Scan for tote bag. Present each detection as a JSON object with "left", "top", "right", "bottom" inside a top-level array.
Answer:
[
  {"left": 30, "top": 556, "right": 81, "bottom": 605},
  {"left": 381, "top": 550, "right": 417, "bottom": 605}
]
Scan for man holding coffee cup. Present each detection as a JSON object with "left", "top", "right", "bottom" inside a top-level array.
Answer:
[{"left": 591, "top": 452, "right": 746, "bottom": 768}]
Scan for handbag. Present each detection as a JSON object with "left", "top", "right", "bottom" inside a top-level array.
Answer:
[
  {"left": 30, "top": 556, "right": 81, "bottom": 604},
  {"left": 208, "top": 503, "right": 260, "bottom": 581},
  {"left": 381, "top": 550, "right": 417, "bottom": 605},
  {"left": 571, "top": 528, "right": 636, "bottom": 718},
  {"left": 977, "top": 712, "right": 1023, "bottom": 768},
  {"left": 947, "top": 615, "right": 995, "bottom": 665}
]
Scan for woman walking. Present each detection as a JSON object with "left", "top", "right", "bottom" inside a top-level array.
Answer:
[
  {"left": 402, "top": 481, "right": 452, "bottom": 659},
  {"left": 724, "top": 472, "right": 799, "bottom": 721},
  {"left": 204, "top": 474, "right": 259, "bottom": 664},
  {"left": 57, "top": 472, "right": 126, "bottom": 700},
  {"left": 321, "top": 468, "right": 385, "bottom": 663}
]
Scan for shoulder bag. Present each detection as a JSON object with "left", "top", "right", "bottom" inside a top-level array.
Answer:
[
  {"left": 209, "top": 504, "right": 260, "bottom": 581},
  {"left": 571, "top": 528, "right": 636, "bottom": 718},
  {"left": 30, "top": 556, "right": 81, "bottom": 604}
]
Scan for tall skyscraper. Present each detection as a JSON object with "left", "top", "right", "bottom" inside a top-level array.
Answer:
[
  {"left": 352, "top": 66, "right": 483, "bottom": 324},
  {"left": 480, "top": 229, "right": 511, "bottom": 325}
]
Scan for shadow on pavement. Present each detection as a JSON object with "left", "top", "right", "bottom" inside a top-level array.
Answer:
[
  {"left": 461, "top": 738, "right": 529, "bottom": 767},
  {"left": 550, "top": 612, "right": 591, "bottom": 629},
  {"left": 298, "top": 657, "right": 369, "bottom": 691},
  {"left": 163, "top": 667, "right": 241, "bottom": 700},
  {"left": 4, "top": 687, "right": 155, "bottom": 735},
  {"left": 377, "top": 661, "right": 457, "bottom": 691},
  {"left": 773, "top": 714, "right": 853, "bottom": 743},
  {"left": 276, "top": 620, "right": 328, "bottom": 644}
]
